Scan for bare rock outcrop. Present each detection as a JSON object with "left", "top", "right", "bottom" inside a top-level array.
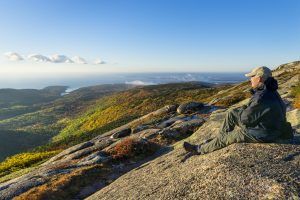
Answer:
[{"left": 86, "top": 108, "right": 300, "bottom": 200}]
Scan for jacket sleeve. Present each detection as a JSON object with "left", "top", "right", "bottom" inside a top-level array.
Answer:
[{"left": 240, "top": 98, "right": 270, "bottom": 127}]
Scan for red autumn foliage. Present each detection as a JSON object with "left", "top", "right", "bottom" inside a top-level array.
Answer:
[{"left": 107, "top": 137, "right": 157, "bottom": 160}]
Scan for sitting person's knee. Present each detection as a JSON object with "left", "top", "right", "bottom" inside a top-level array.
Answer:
[
  {"left": 226, "top": 108, "right": 236, "bottom": 116},
  {"left": 228, "top": 107, "right": 242, "bottom": 115}
]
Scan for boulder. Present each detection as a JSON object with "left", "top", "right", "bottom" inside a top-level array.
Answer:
[
  {"left": 156, "top": 117, "right": 178, "bottom": 129},
  {"left": 75, "top": 151, "right": 111, "bottom": 167},
  {"left": 170, "top": 118, "right": 205, "bottom": 132},
  {"left": 157, "top": 115, "right": 200, "bottom": 129},
  {"left": 132, "top": 125, "right": 151, "bottom": 134},
  {"left": 177, "top": 102, "right": 204, "bottom": 114},
  {"left": 159, "top": 118, "right": 205, "bottom": 140},
  {"left": 159, "top": 129, "right": 181, "bottom": 139},
  {"left": 137, "top": 129, "right": 161, "bottom": 139},
  {"left": 286, "top": 109, "right": 300, "bottom": 132},
  {"left": 110, "top": 128, "right": 132, "bottom": 139}
]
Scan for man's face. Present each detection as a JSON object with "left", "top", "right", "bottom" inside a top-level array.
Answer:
[{"left": 250, "top": 75, "right": 263, "bottom": 89}]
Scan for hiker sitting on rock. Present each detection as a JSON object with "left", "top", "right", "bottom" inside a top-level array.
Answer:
[{"left": 183, "top": 66, "right": 294, "bottom": 155}]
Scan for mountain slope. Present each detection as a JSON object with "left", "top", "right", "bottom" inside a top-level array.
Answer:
[
  {"left": 0, "top": 84, "right": 133, "bottom": 161},
  {"left": 50, "top": 82, "right": 226, "bottom": 149},
  {"left": 0, "top": 61, "right": 299, "bottom": 199},
  {"left": 0, "top": 81, "right": 224, "bottom": 181},
  {"left": 86, "top": 61, "right": 300, "bottom": 199}
]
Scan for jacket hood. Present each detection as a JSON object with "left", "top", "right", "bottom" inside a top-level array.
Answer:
[{"left": 264, "top": 77, "right": 278, "bottom": 91}]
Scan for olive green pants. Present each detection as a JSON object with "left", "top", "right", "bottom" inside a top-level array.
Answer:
[{"left": 199, "top": 108, "right": 261, "bottom": 154}]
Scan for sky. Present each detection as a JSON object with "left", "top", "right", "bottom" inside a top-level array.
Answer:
[{"left": 0, "top": 0, "right": 299, "bottom": 77}]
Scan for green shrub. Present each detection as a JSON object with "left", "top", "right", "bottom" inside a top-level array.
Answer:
[
  {"left": 0, "top": 150, "right": 60, "bottom": 177},
  {"left": 291, "top": 84, "right": 300, "bottom": 108},
  {"left": 214, "top": 92, "right": 249, "bottom": 107}
]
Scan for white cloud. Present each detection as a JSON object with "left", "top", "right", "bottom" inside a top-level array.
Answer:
[
  {"left": 3, "top": 51, "right": 108, "bottom": 65},
  {"left": 50, "top": 54, "right": 73, "bottom": 63},
  {"left": 28, "top": 54, "right": 51, "bottom": 62},
  {"left": 4, "top": 52, "right": 23, "bottom": 61},
  {"left": 94, "top": 58, "right": 106, "bottom": 64},
  {"left": 71, "top": 56, "right": 87, "bottom": 64}
]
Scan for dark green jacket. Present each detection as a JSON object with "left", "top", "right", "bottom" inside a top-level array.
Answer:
[{"left": 240, "top": 77, "right": 289, "bottom": 142}]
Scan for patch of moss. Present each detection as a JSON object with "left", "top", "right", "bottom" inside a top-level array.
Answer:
[{"left": 291, "top": 83, "right": 300, "bottom": 108}]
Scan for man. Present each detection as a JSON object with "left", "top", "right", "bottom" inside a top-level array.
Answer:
[{"left": 183, "top": 66, "right": 293, "bottom": 155}]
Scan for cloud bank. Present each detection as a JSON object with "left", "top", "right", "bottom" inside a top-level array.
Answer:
[
  {"left": 28, "top": 54, "right": 52, "bottom": 62},
  {"left": 72, "top": 56, "right": 87, "bottom": 64},
  {"left": 4, "top": 52, "right": 24, "bottom": 61},
  {"left": 3, "top": 52, "right": 106, "bottom": 65},
  {"left": 94, "top": 58, "right": 106, "bottom": 64},
  {"left": 50, "top": 54, "right": 73, "bottom": 63}
]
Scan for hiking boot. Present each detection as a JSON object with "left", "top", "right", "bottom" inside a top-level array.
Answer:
[{"left": 183, "top": 142, "right": 201, "bottom": 155}]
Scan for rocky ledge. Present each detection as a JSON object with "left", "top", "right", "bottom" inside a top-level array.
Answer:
[{"left": 87, "top": 108, "right": 300, "bottom": 200}]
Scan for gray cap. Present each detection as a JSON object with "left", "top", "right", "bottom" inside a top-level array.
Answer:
[{"left": 245, "top": 66, "right": 272, "bottom": 79}]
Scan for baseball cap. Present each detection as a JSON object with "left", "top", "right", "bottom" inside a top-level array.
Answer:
[{"left": 245, "top": 66, "right": 272, "bottom": 79}]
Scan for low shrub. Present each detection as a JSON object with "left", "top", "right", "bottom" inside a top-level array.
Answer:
[
  {"left": 0, "top": 150, "right": 60, "bottom": 177},
  {"left": 291, "top": 84, "right": 300, "bottom": 97},
  {"left": 106, "top": 137, "right": 158, "bottom": 160},
  {"left": 294, "top": 95, "right": 300, "bottom": 109},
  {"left": 214, "top": 92, "right": 249, "bottom": 107}
]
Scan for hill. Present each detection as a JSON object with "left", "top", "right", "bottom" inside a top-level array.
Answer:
[
  {"left": 87, "top": 61, "right": 300, "bottom": 199},
  {"left": 0, "top": 84, "right": 134, "bottom": 161},
  {"left": 0, "top": 81, "right": 224, "bottom": 168},
  {"left": 0, "top": 61, "right": 299, "bottom": 199},
  {"left": 49, "top": 81, "right": 225, "bottom": 150},
  {"left": 0, "top": 86, "right": 67, "bottom": 120}
]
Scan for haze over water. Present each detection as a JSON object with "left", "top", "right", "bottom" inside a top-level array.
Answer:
[{"left": 0, "top": 72, "right": 247, "bottom": 90}]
